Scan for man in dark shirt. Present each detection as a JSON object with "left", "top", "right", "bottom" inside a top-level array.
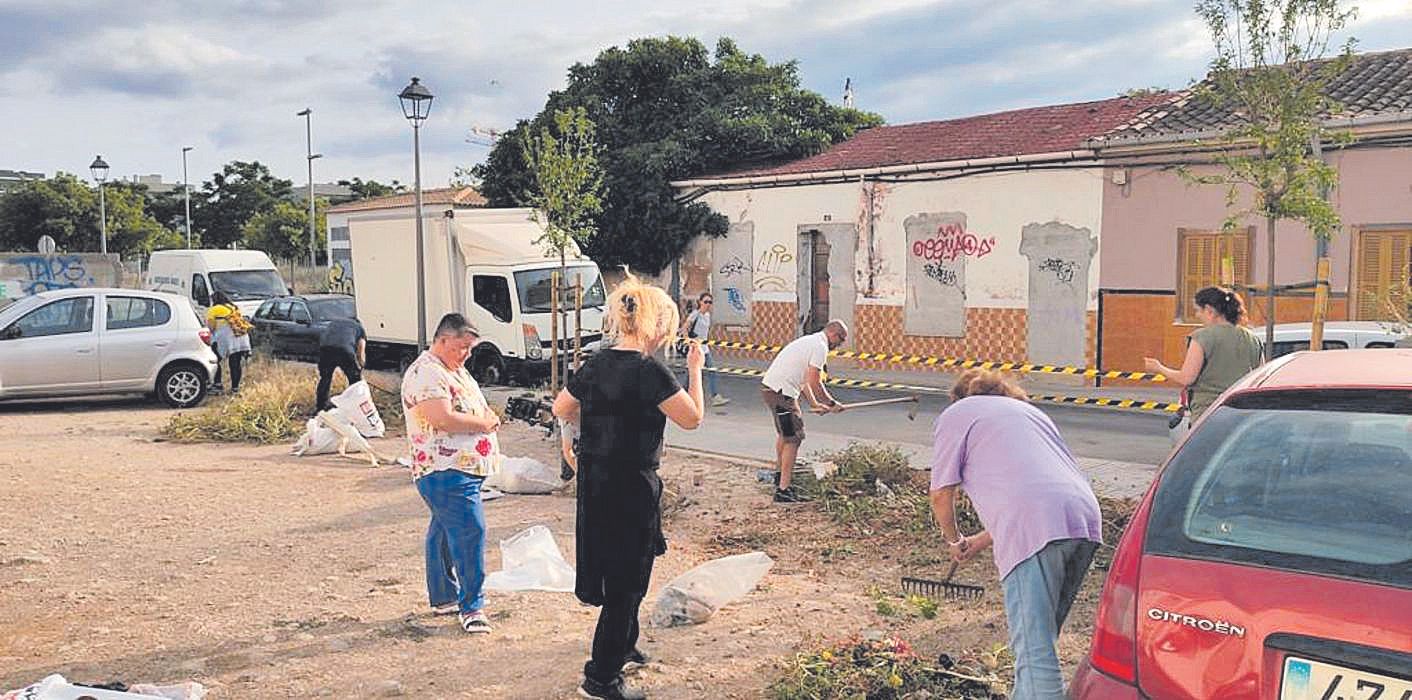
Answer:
[{"left": 316, "top": 317, "right": 367, "bottom": 411}]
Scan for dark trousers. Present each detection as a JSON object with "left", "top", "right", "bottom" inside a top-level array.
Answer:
[
  {"left": 584, "top": 590, "right": 646, "bottom": 684},
  {"left": 316, "top": 346, "right": 363, "bottom": 411},
  {"left": 213, "top": 350, "right": 249, "bottom": 391}
]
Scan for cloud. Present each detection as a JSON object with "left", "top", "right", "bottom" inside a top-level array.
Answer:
[{"left": 0, "top": 0, "right": 1406, "bottom": 190}]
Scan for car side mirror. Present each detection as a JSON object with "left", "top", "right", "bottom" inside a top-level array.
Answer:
[
  {"left": 295, "top": 317, "right": 311, "bottom": 326},
  {"left": 0, "top": 325, "right": 19, "bottom": 340}
]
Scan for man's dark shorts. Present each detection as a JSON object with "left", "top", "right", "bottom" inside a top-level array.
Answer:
[{"left": 760, "top": 386, "right": 805, "bottom": 445}]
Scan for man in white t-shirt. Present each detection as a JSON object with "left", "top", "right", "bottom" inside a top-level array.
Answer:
[{"left": 760, "top": 320, "right": 849, "bottom": 503}]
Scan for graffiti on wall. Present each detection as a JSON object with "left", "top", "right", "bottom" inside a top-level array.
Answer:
[
  {"left": 911, "top": 222, "right": 997, "bottom": 263},
  {"left": 0, "top": 254, "right": 120, "bottom": 302},
  {"left": 1020, "top": 222, "right": 1097, "bottom": 368},
  {"left": 904, "top": 213, "right": 969, "bottom": 337},
  {"left": 751, "top": 243, "right": 793, "bottom": 292},
  {"left": 327, "top": 260, "right": 354, "bottom": 294},
  {"left": 1037, "top": 257, "right": 1079, "bottom": 284},
  {"left": 711, "top": 221, "right": 754, "bottom": 325}
]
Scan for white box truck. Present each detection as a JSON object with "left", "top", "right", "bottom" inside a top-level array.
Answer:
[
  {"left": 146, "top": 249, "right": 288, "bottom": 317},
  {"left": 348, "top": 208, "right": 606, "bottom": 384}
]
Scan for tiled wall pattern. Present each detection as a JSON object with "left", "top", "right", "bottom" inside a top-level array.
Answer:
[{"left": 710, "top": 300, "right": 1098, "bottom": 380}]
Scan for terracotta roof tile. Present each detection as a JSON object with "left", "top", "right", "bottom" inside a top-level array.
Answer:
[
  {"left": 328, "top": 186, "right": 486, "bottom": 213},
  {"left": 1099, "top": 47, "right": 1412, "bottom": 143},
  {"left": 703, "top": 94, "right": 1175, "bottom": 180}
]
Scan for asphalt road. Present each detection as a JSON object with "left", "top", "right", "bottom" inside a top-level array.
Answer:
[{"left": 688, "top": 367, "right": 1173, "bottom": 466}]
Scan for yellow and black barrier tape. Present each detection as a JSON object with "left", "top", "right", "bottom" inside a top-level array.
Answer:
[
  {"left": 681, "top": 337, "right": 1167, "bottom": 383},
  {"left": 705, "top": 365, "right": 1181, "bottom": 414}
]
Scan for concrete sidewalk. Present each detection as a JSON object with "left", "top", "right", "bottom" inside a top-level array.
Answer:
[{"left": 664, "top": 405, "right": 1160, "bottom": 500}]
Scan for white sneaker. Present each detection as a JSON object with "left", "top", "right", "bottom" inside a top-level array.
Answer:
[{"left": 711, "top": 394, "right": 731, "bottom": 407}]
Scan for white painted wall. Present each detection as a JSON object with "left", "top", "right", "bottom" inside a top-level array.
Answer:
[{"left": 689, "top": 168, "right": 1106, "bottom": 311}]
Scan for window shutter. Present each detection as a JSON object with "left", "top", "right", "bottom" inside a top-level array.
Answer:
[
  {"left": 1355, "top": 230, "right": 1412, "bottom": 320},
  {"left": 1180, "top": 232, "right": 1227, "bottom": 321}
]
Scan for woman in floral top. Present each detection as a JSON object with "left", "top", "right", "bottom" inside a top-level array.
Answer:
[{"left": 400, "top": 313, "right": 501, "bottom": 634}]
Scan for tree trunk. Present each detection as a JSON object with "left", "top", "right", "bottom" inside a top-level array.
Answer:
[{"left": 1264, "top": 216, "right": 1276, "bottom": 362}]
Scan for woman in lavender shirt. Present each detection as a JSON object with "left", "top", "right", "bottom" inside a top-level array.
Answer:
[{"left": 929, "top": 369, "right": 1102, "bottom": 699}]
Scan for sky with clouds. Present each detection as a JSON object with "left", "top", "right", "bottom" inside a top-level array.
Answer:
[{"left": 3, "top": 0, "right": 1408, "bottom": 191}]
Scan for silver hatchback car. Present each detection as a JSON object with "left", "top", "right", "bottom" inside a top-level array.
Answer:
[{"left": 0, "top": 288, "right": 219, "bottom": 407}]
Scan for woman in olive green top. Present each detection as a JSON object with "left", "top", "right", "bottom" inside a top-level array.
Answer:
[{"left": 1145, "top": 287, "right": 1264, "bottom": 428}]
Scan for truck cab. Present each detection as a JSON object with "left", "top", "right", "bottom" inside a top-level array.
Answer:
[{"left": 146, "top": 250, "right": 288, "bottom": 318}]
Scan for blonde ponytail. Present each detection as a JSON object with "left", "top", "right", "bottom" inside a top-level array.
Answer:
[{"left": 604, "top": 272, "right": 679, "bottom": 349}]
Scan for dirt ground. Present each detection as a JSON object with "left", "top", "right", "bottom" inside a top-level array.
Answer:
[{"left": 0, "top": 396, "right": 1104, "bottom": 698}]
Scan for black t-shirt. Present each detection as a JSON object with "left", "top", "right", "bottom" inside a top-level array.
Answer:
[
  {"left": 567, "top": 349, "right": 681, "bottom": 474},
  {"left": 319, "top": 318, "right": 365, "bottom": 354}
]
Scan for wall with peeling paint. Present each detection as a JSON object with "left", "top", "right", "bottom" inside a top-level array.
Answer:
[
  {"left": 871, "top": 170, "right": 1105, "bottom": 311},
  {"left": 694, "top": 182, "right": 863, "bottom": 305},
  {"left": 680, "top": 168, "right": 1106, "bottom": 362}
]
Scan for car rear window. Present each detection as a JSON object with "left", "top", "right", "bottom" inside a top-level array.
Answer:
[{"left": 1146, "top": 389, "right": 1412, "bottom": 588}]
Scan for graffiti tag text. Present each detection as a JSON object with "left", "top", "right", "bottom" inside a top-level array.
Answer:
[{"left": 911, "top": 224, "right": 996, "bottom": 263}]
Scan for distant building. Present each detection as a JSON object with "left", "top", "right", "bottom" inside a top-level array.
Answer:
[
  {"left": 127, "top": 174, "right": 182, "bottom": 196},
  {"left": 293, "top": 182, "right": 358, "bottom": 205},
  {"left": 0, "top": 169, "right": 44, "bottom": 196}
]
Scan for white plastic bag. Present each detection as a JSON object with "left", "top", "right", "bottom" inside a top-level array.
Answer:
[
  {"left": 484, "top": 457, "right": 563, "bottom": 494},
  {"left": 292, "top": 418, "right": 341, "bottom": 456},
  {"left": 649, "top": 552, "right": 774, "bottom": 627},
  {"left": 1, "top": 674, "right": 204, "bottom": 700},
  {"left": 484, "top": 525, "right": 575, "bottom": 592},
  {"left": 330, "top": 380, "right": 385, "bottom": 438}
]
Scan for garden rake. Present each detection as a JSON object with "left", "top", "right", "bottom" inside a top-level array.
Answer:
[{"left": 901, "top": 561, "right": 986, "bottom": 601}]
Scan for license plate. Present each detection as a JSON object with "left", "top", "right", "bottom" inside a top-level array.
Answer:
[{"left": 1281, "top": 656, "right": 1412, "bottom": 700}]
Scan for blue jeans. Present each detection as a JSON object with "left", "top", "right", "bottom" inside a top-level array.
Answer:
[
  {"left": 687, "top": 351, "right": 719, "bottom": 396},
  {"left": 1001, "top": 538, "right": 1098, "bottom": 699},
  {"left": 415, "top": 469, "right": 488, "bottom": 614}
]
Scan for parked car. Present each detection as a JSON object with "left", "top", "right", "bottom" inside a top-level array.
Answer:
[
  {"left": 1265, "top": 320, "right": 1407, "bottom": 358},
  {"left": 0, "top": 288, "right": 218, "bottom": 408},
  {"left": 1071, "top": 348, "right": 1412, "bottom": 699},
  {"left": 250, "top": 294, "right": 356, "bottom": 361}
]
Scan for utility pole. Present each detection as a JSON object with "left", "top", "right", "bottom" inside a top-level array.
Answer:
[
  {"left": 182, "top": 146, "right": 194, "bottom": 247},
  {"left": 298, "top": 108, "right": 319, "bottom": 269}
]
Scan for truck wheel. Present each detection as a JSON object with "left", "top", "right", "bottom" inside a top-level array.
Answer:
[
  {"left": 397, "top": 350, "right": 418, "bottom": 374},
  {"left": 471, "top": 351, "right": 507, "bottom": 386},
  {"left": 156, "top": 362, "right": 208, "bottom": 408}
]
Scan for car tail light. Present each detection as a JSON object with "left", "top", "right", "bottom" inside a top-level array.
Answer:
[
  {"left": 1089, "top": 493, "right": 1154, "bottom": 684},
  {"left": 523, "top": 323, "right": 544, "bottom": 360},
  {"left": 198, "top": 327, "right": 212, "bottom": 345}
]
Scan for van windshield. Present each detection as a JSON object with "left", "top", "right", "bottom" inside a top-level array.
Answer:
[
  {"left": 514, "top": 266, "right": 606, "bottom": 313},
  {"left": 210, "top": 270, "right": 286, "bottom": 301}
]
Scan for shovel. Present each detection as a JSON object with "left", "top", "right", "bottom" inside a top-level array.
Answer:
[{"left": 901, "top": 561, "right": 986, "bottom": 601}]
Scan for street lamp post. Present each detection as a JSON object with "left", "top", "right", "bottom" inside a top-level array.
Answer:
[
  {"left": 182, "top": 146, "right": 194, "bottom": 248},
  {"left": 297, "top": 108, "right": 319, "bottom": 269},
  {"left": 89, "top": 156, "right": 110, "bottom": 256},
  {"left": 399, "top": 77, "right": 434, "bottom": 351}
]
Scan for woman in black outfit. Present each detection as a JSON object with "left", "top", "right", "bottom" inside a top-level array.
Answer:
[{"left": 553, "top": 275, "right": 706, "bottom": 700}]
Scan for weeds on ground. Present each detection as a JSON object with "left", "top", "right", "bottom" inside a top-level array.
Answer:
[
  {"left": 162, "top": 355, "right": 404, "bottom": 444},
  {"left": 799, "top": 442, "right": 1137, "bottom": 568},
  {"left": 768, "top": 635, "right": 1009, "bottom": 700}
]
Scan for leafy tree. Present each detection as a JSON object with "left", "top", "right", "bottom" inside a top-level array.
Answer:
[
  {"left": 198, "top": 161, "right": 293, "bottom": 249},
  {"left": 0, "top": 175, "right": 177, "bottom": 255},
  {"left": 337, "top": 177, "right": 406, "bottom": 200},
  {"left": 523, "top": 107, "right": 605, "bottom": 267},
  {"left": 473, "top": 36, "right": 882, "bottom": 273},
  {"left": 102, "top": 182, "right": 184, "bottom": 254},
  {"left": 242, "top": 199, "right": 328, "bottom": 261},
  {"left": 0, "top": 174, "right": 97, "bottom": 252},
  {"left": 1188, "top": 0, "right": 1356, "bottom": 359}
]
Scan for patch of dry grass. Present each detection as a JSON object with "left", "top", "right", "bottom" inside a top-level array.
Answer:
[{"left": 162, "top": 355, "right": 404, "bottom": 444}]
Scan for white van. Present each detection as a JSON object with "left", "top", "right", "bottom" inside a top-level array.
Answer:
[
  {"left": 146, "top": 250, "right": 288, "bottom": 317},
  {"left": 348, "top": 208, "right": 605, "bottom": 383}
]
